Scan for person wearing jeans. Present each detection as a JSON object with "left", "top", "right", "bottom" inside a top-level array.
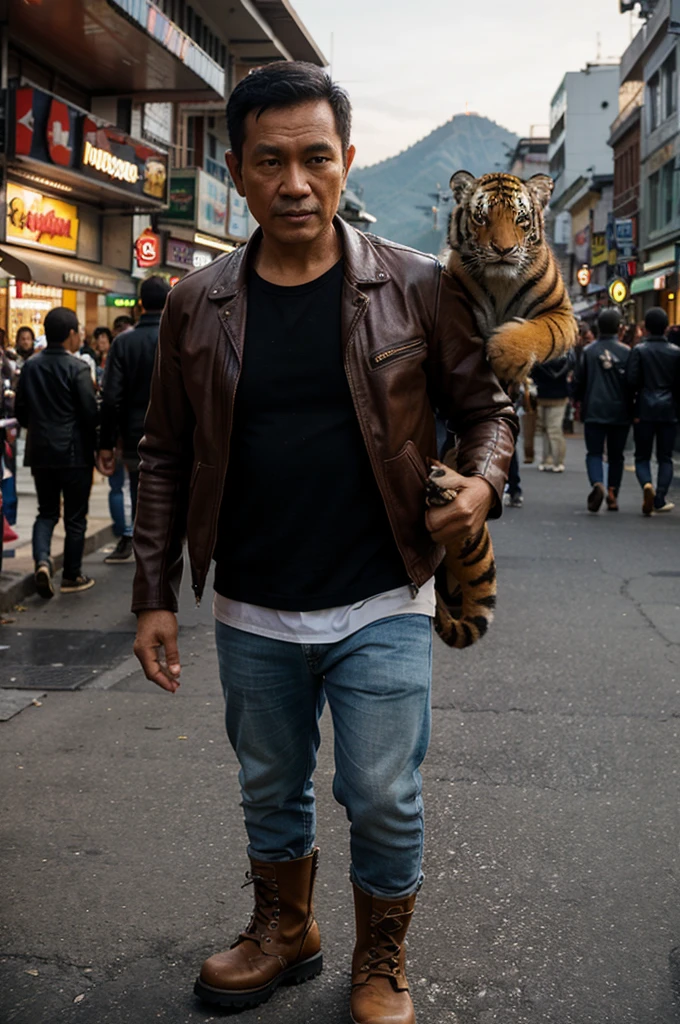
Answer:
[
  {"left": 627, "top": 307, "right": 680, "bottom": 515},
  {"left": 571, "top": 308, "right": 631, "bottom": 513},
  {"left": 14, "top": 307, "right": 98, "bottom": 596},
  {"left": 129, "top": 63, "right": 516, "bottom": 1024}
]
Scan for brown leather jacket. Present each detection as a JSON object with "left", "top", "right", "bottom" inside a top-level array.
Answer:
[{"left": 132, "top": 217, "right": 517, "bottom": 613}]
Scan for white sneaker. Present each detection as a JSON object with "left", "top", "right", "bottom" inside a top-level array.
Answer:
[
  {"left": 552, "top": 464, "right": 565, "bottom": 473},
  {"left": 655, "top": 502, "right": 675, "bottom": 514},
  {"left": 537, "top": 463, "right": 553, "bottom": 472}
]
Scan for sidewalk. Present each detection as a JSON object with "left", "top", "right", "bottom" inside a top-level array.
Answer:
[{"left": 0, "top": 465, "right": 115, "bottom": 612}]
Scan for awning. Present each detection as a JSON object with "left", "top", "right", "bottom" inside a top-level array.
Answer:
[
  {"left": 630, "top": 270, "right": 670, "bottom": 296},
  {"left": 0, "top": 244, "right": 137, "bottom": 296}
]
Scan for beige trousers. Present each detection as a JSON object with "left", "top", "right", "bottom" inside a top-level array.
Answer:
[{"left": 538, "top": 400, "right": 567, "bottom": 467}]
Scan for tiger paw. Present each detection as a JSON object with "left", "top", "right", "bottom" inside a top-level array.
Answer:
[{"left": 486, "top": 321, "right": 536, "bottom": 383}]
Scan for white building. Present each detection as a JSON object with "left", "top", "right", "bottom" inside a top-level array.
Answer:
[{"left": 549, "top": 64, "right": 620, "bottom": 206}]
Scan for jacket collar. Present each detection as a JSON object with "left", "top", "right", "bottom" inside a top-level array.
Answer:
[
  {"left": 207, "top": 215, "right": 391, "bottom": 302},
  {"left": 136, "top": 312, "right": 162, "bottom": 325}
]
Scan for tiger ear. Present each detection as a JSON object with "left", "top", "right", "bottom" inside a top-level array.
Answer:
[
  {"left": 449, "top": 170, "right": 476, "bottom": 204},
  {"left": 526, "top": 174, "right": 554, "bottom": 209}
]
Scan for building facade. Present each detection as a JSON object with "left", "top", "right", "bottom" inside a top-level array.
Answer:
[{"left": 0, "top": 0, "right": 325, "bottom": 340}]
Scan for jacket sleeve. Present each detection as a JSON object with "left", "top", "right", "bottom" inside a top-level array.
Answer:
[
  {"left": 571, "top": 347, "right": 587, "bottom": 401},
  {"left": 14, "top": 367, "right": 28, "bottom": 428},
  {"left": 430, "top": 270, "right": 518, "bottom": 514},
  {"left": 131, "top": 290, "right": 195, "bottom": 613},
  {"left": 73, "top": 361, "right": 99, "bottom": 432},
  {"left": 99, "top": 338, "right": 125, "bottom": 450},
  {"left": 626, "top": 346, "right": 642, "bottom": 394}
]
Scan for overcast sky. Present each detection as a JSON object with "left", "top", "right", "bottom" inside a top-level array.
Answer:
[{"left": 292, "top": 0, "right": 643, "bottom": 168}]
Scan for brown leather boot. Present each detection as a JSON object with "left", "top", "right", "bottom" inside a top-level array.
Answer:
[
  {"left": 606, "top": 486, "right": 619, "bottom": 511},
  {"left": 194, "top": 848, "right": 322, "bottom": 1008},
  {"left": 350, "top": 883, "right": 417, "bottom": 1024}
]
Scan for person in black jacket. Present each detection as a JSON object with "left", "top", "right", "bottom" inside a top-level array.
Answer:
[
  {"left": 627, "top": 307, "right": 680, "bottom": 515},
  {"left": 15, "top": 307, "right": 98, "bottom": 598},
  {"left": 98, "top": 276, "right": 170, "bottom": 560},
  {"left": 572, "top": 307, "right": 631, "bottom": 512},
  {"left": 531, "top": 355, "right": 570, "bottom": 472}
]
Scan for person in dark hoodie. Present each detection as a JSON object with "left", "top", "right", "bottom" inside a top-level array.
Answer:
[
  {"left": 627, "top": 307, "right": 680, "bottom": 516},
  {"left": 97, "top": 275, "right": 171, "bottom": 558},
  {"left": 572, "top": 307, "right": 631, "bottom": 512}
]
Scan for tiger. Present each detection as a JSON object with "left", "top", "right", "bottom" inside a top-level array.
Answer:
[{"left": 428, "top": 170, "right": 578, "bottom": 649}]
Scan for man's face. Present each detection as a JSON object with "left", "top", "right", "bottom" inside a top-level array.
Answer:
[
  {"left": 226, "top": 99, "right": 355, "bottom": 248},
  {"left": 17, "top": 329, "right": 33, "bottom": 353}
]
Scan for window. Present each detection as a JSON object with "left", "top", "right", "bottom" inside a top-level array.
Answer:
[
  {"left": 649, "top": 170, "right": 660, "bottom": 231},
  {"left": 663, "top": 51, "right": 677, "bottom": 120},
  {"left": 662, "top": 159, "right": 675, "bottom": 226},
  {"left": 649, "top": 72, "right": 661, "bottom": 130},
  {"left": 207, "top": 133, "right": 217, "bottom": 161}
]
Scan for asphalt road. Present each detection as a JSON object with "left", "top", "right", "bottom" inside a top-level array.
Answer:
[{"left": 1, "top": 434, "right": 679, "bottom": 1024}]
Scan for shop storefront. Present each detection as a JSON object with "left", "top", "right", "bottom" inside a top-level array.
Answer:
[
  {"left": 0, "top": 83, "right": 169, "bottom": 339},
  {"left": 159, "top": 168, "right": 246, "bottom": 277}
]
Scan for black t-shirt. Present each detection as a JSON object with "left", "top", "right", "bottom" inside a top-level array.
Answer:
[{"left": 213, "top": 259, "right": 408, "bottom": 610}]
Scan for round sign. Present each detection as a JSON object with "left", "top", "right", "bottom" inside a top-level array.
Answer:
[
  {"left": 576, "top": 265, "right": 591, "bottom": 288},
  {"left": 135, "top": 228, "right": 161, "bottom": 268},
  {"left": 608, "top": 278, "right": 628, "bottom": 304}
]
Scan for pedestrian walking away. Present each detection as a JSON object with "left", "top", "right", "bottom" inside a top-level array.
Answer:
[
  {"left": 130, "top": 62, "right": 517, "bottom": 1024},
  {"left": 627, "top": 307, "right": 680, "bottom": 516},
  {"left": 532, "top": 355, "right": 570, "bottom": 472},
  {"left": 571, "top": 307, "right": 632, "bottom": 513},
  {"left": 14, "top": 307, "right": 98, "bottom": 597},
  {"left": 98, "top": 276, "right": 171, "bottom": 562}
]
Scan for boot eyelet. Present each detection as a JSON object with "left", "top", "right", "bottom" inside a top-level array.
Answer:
[
  {"left": 265, "top": 937, "right": 272, "bottom": 943},
  {"left": 269, "top": 922, "right": 278, "bottom": 929}
]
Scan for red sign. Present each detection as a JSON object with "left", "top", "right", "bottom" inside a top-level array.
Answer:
[
  {"left": 47, "top": 98, "right": 73, "bottom": 166},
  {"left": 135, "top": 228, "right": 161, "bottom": 268}
]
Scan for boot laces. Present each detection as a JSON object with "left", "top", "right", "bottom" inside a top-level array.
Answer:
[
  {"left": 240, "top": 871, "right": 280, "bottom": 942},
  {"left": 365, "top": 905, "right": 413, "bottom": 975}
]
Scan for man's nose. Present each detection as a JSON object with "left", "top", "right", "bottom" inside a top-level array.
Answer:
[{"left": 280, "top": 165, "right": 312, "bottom": 197}]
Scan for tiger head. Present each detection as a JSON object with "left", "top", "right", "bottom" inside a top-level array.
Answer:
[{"left": 447, "top": 171, "right": 553, "bottom": 279}]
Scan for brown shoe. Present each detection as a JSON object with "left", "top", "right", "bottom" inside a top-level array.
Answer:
[
  {"left": 642, "top": 482, "right": 655, "bottom": 516},
  {"left": 587, "top": 482, "right": 605, "bottom": 513},
  {"left": 350, "top": 883, "right": 417, "bottom": 1024},
  {"left": 606, "top": 486, "right": 619, "bottom": 511},
  {"left": 194, "top": 849, "right": 322, "bottom": 1009}
]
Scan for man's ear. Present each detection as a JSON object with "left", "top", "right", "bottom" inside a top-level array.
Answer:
[
  {"left": 225, "top": 151, "right": 246, "bottom": 197},
  {"left": 449, "top": 170, "right": 476, "bottom": 204},
  {"left": 342, "top": 144, "right": 356, "bottom": 186}
]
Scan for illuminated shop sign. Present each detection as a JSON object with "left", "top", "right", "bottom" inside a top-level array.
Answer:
[
  {"left": 135, "top": 228, "right": 161, "bottom": 268},
  {"left": 105, "top": 295, "right": 137, "bottom": 308},
  {"left": 6, "top": 182, "right": 79, "bottom": 254},
  {"left": 11, "top": 86, "right": 169, "bottom": 206}
]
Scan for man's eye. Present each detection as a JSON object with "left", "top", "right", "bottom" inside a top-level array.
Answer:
[
  {"left": 309, "top": 156, "right": 329, "bottom": 165},
  {"left": 260, "top": 159, "right": 279, "bottom": 167}
]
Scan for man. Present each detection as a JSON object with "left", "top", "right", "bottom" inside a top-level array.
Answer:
[
  {"left": 627, "top": 306, "right": 680, "bottom": 515},
  {"left": 112, "top": 314, "right": 134, "bottom": 337},
  {"left": 572, "top": 307, "right": 631, "bottom": 513},
  {"left": 532, "top": 355, "right": 570, "bottom": 472},
  {"left": 131, "top": 63, "right": 516, "bottom": 1024},
  {"left": 14, "top": 307, "right": 98, "bottom": 597},
  {"left": 98, "top": 276, "right": 170, "bottom": 561}
]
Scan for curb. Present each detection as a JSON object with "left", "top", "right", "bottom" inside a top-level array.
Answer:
[{"left": 0, "top": 525, "right": 115, "bottom": 613}]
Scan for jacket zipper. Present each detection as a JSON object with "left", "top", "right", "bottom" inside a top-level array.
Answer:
[
  {"left": 344, "top": 300, "right": 421, "bottom": 596},
  {"left": 369, "top": 339, "right": 423, "bottom": 368}
]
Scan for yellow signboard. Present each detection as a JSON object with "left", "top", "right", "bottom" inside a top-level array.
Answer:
[
  {"left": 591, "top": 232, "right": 607, "bottom": 267},
  {"left": 609, "top": 278, "right": 629, "bottom": 304},
  {"left": 6, "top": 183, "right": 79, "bottom": 254}
]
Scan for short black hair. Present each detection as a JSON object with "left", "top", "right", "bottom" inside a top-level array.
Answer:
[
  {"left": 645, "top": 306, "right": 668, "bottom": 336},
  {"left": 598, "top": 308, "right": 621, "bottom": 337},
  {"left": 93, "top": 326, "right": 113, "bottom": 342},
  {"left": 113, "top": 315, "right": 134, "bottom": 330},
  {"left": 44, "top": 307, "right": 78, "bottom": 347},
  {"left": 140, "top": 275, "right": 171, "bottom": 312},
  {"left": 226, "top": 61, "right": 352, "bottom": 165}
]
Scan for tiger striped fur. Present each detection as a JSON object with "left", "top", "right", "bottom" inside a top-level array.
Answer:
[{"left": 430, "top": 171, "right": 577, "bottom": 649}]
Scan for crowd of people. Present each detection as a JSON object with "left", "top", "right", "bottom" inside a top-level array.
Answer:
[
  {"left": 504, "top": 305, "right": 680, "bottom": 516},
  {"left": 0, "top": 277, "right": 170, "bottom": 590}
]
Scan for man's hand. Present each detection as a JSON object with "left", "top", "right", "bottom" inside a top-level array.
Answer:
[
  {"left": 425, "top": 462, "right": 496, "bottom": 547},
  {"left": 97, "top": 449, "right": 116, "bottom": 477},
  {"left": 134, "top": 610, "right": 181, "bottom": 693}
]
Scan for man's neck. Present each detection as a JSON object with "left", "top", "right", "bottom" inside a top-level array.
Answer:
[{"left": 254, "top": 222, "right": 342, "bottom": 287}]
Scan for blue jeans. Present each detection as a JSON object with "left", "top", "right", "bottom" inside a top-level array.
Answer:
[
  {"left": 633, "top": 421, "right": 676, "bottom": 507},
  {"left": 108, "top": 461, "right": 133, "bottom": 538},
  {"left": 584, "top": 422, "right": 629, "bottom": 493},
  {"left": 215, "top": 615, "right": 433, "bottom": 898}
]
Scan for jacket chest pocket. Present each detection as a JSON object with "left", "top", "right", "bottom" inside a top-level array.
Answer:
[{"left": 369, "top": 338, "right": 426, "bottom": 370}]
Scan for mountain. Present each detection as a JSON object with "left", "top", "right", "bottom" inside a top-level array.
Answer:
[{"left": 350, "top": 114, "right": 519, "bottom": 255}]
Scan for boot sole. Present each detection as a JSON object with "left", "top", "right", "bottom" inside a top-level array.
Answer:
[
  {"left": 194, "top": 951, "right": 323, "bottom": 1008},
  {"left": 35, "top": 567, "right": 54, "bottom": 600},
  {"left": 587, "top": 484, "right": 604, "bottom": 513}
]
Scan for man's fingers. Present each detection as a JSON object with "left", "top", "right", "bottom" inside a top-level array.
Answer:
[{"left": 133, "top": 638, "right": 181, "bottom": 693}]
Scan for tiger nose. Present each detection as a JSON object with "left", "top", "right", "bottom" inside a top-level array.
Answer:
[{"left": 492, "top": 243, "right": 515, "bottom": 256}]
